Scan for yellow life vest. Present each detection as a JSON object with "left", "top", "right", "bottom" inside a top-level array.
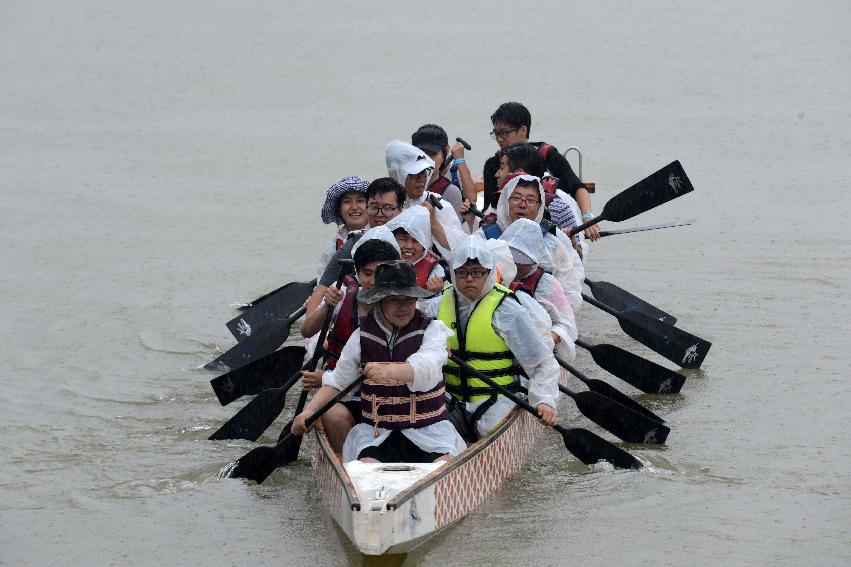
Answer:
[{"left": 437, "top": 284, "right": 521, "bottom": 402}]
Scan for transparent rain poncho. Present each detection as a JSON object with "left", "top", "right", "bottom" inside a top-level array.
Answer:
[
  {"left": 500, "top": 219, "right": 577, "bottom": 361},
  {"left": 492, "top": 175, "right": 583, "bottom": 313},
  {"left": 448, "top": 236, "right": 560, "bottom": 421},
  {"left": 384, "top": 205, "right": 434, "bottom": 260}
]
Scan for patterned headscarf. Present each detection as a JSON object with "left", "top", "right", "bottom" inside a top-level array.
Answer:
[{"left": 320, "top": 176, "right": 369, "bottom": 225}]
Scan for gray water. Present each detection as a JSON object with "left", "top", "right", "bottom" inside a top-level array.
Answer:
[{"left": 2, "top": 1, "right": 850, "bottom": 565}]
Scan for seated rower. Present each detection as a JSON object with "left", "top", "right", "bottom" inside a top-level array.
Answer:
[
  {"left": 385, "top": 206, "right": 445, "bottom": 294},
  {"left": 469, "top": 173, "right": 583, "bottom": 314},
  {"left": 300, "top": 236, "right": 402, "bottom": 453},
  {"left": 293, "top": 261, "right": 466, "bottom": 464},
  {"left": 481, "top": 101, "right": 599, "bottom": 241},
  {"left": 411, "top": 124, "right": 465, "bottom": 217},
  {"left": 315, "top": 176, "right": 369, "bottom": 280},
  {"left": 496, "top": 143, "right": 586, "bottom": 261},
  {"left": 499, "top": 219, "right": 577, "bottom": 363},
  {"left": 306, "top": 177, "right": 407, "bottom": 314},
  {"left": 386, "top": 140, "right": 466, "bottom": 258},
  {"left": 438, "top": 236, "right": 560, "bottom": 441}
]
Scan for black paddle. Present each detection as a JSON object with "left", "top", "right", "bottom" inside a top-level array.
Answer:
[
  {"left": 597, "top": 218, "right": 695, "bottom": 238},
  {"left": 448, "top": 355, "right": 642, "bottom": 469},
  {"left": 584, "top": 279, "right": 677, "bottom": 325},
  {"left": 205, "top": 305, "right": 307, "bottom": 371},
  {"left": 209, "top": 261, "right": 353, "bottom": 441},
  {"left": 225, "top": 375, "right": 366, "bottom": 483},
  {"left": 568, "top": 160, "right": 694, "bottom": 237},
  {"left": 210, "top": 344, "right": 307, "bottom": 406},
  {"left": 235, "top": 283, "right": 289, "bottom": 312},
  {"left": 582, "top": 293, "right": 711, "bottom": 369},
  {"left": 274, "top": 389, "right": 310, "bottom": 465},
  {"left": 227, "top": 280, "right": 316, "bottom": 342},
  {"left": 575, "top": 338, "right": 686, "bottom": 394},
  {"left": 554, "top": 354, "right": 665, "bottom": 424}
]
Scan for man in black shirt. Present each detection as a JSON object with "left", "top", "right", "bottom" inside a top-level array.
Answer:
[{"left": 482, "top": 102, "right": 600, "bottom": 240}]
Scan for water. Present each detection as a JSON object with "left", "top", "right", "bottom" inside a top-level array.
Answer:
[{"left": 2, "top": 1, "right": 849, "bottom": 565}]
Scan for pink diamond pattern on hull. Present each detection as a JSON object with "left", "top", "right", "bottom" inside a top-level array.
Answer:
[{"left": 433, "top": 410, "right": 545, "bottom": 529}]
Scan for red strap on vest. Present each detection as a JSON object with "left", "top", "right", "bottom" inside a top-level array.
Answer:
[
  {"left": 508, "top": 266, "right": 545, "bottom": 295},
  {"left": 538, "top": 143, "right": 553, "bottom": 160},
  {"left": 429, "top": 176, "right": 451, "bottom": 196},
  {"left": 413, "top": 251, "right": 440, "bottom": 288}
]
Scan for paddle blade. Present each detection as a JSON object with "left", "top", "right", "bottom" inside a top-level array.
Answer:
[
  {"left": 209, "top": 387, "right": 289, "bottom": 441},
  {"left": 600, "top": 161, "right": 694, "bottom": 223},
  {"left": 210, "top": 346, "right": 306, "bottom": 405},
  {"left": 205, "top": 320, "right": 301, "bottom": 372},
  {"left": 559, "top": 427, "right": 643, "bottom": 469},
  {"left": 586, "top": 342, "right": 686, "bottom": 394},
  {"left": 227, "top": 280, "right": 315, "bottom": 342},
  {"left": 582, "top": 377, "right": 665, "bottom": 424},
  {"left": 227, "top": 445, "right": 284, "bottom": 484},
  {"left": 616, "top": 311, "right": 711, "bottom": 369},
  {"left": 572, "top": 391, "right": 669, "bottom": 445},
  {"left": 584, "top": 279, "right": 677, "bottom": 325}
]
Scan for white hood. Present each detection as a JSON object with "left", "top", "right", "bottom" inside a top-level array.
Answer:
[
  {"left": 498, "top": 218, "right": 553, "bottom": 269},
  {"left": 484, "top": 238, "right": 517, "bottom": 287},
  {"left": 496, "top": 174, "right": 545, "bottom": 231},
  {"left": 350, "top": 225, "right": 401, "bottom": 258},
  {"left": 384, "top": 205, "right": 434, "bottom": 255},
  {"left": 386, "top": 139, "right": 435, "bottom": 189},
  {"left": 450, "top": 235, "right": 499, "bottom": 302}
]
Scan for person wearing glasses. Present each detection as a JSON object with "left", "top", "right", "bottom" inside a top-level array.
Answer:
[
  {"left": 436, "top": 236, "right": 560, "bottom": 441},
  {"left": 386, "top": 140, "right": 466, "bottom": 260},
  {"left": 305, "top": 177, "right": 407, "bottom": 314},
  {"left": 479, "top": 102, "right": 599, "bottom": 241},
  {"left": 474, "top": 173, "right": 582, "bottom": 314}
]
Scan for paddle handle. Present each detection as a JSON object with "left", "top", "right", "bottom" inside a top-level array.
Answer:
[
  {"left": 574, "top": 338, "right": 592, "bottom": 351},
  {"left": 287, "top": 305, "right": 307, "bottom": 324},
  {"left": 581, "top": 293, "right": 620, "bottom": 317},
  {"left": 427, "top": 193, "right": 444, "bottom": 210},
  {"left": 568, "top": 212, "right": 606, "bottom": 236},
  {"left": 308, "top": 260, "right": 354, "bottom": 368},
  {"left": 303, "top": 375, "right": 366, "bottom": 431},
  {"left": 467, "top": 204, "right": 485, "bottom": 218},
  {"left": 456, "top": 137, "right": 471, "bottom": 150},
  {"left": 449, "top": 354, "right": 548, "bottom": 423}
]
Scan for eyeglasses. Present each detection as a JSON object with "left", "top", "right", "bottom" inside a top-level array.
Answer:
[
  {"left": 507, "top": 194, "right": 541, "bottom": 206},
  {"left": 490, "top": 128, "right": 517, "bottom": 140},
  {"left": 366, "top": 204, "right": 398, "bottom": 216},
  {"left": 454, "top": 268, "right": 490, "bottom": 280}
]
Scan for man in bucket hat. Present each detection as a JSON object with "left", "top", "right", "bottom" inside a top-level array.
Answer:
[{"left": 293, "top": 261, "right": 466, "bottom": 463}]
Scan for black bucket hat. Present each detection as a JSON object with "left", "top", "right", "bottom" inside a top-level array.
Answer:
[{"left": 357, "top": 261, "right": 434, "bottom": 304}]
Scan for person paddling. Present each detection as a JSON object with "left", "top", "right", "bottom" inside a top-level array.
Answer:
[
  {"left": 293, "top": 261, "right": 465, "bottom": 463},
  {"left": 385, "top": 206, "right": 445, "bottom": 293},
  {"left": 315, "top": 176, "right": 370, "bottom": 279},
  {"left": 386, "top": 140, "right": 465, "bottom": 259},
  {"left": 499, "top": 219, "right": 577, "bottom": 363},
  {"left": 411, "top": 124, "right": 465, "bottom": 217},
  {"left": 481, "top": 101, "right": 599, "bottom": 241},
  {"left": 437, "top": 236, "right": 560, "bottom": 441},
  {"left": 299, "top": 236, "right": 402, "bottom": 453}
]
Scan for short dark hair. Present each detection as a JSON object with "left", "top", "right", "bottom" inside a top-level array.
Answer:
[
  {"left": 365, "top": 177, "right": 406, "bottom": 209},
  {"left": 491, "top": 102, "right": 531, "bottom": 136},
  {"left": 515, "top": 178, "right": 541, "bottom": 195},
  {"left": 353, "top": 239, "right": 400, "bottom": 272},
  {"left": 503, "top": 143, "right": 545, "bottom": 177}
]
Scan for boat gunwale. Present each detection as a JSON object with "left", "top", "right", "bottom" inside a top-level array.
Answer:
[{"left": 313, "top": 425, "right": 362, "bottom": 511}]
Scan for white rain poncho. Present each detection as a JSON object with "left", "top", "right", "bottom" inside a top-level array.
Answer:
[
  {"left": 500, "top": 219, "right": 577, "bottom": 362},
  {"left": 386, "top": 140, "right": 465, "bottom": 258},
  {"left": 486, "top": 174, "right": 582, "bottom": 313},
  {"left": 384, "top": 205, "right": 434, "bottom": 260},
  {"left": 447, "top": 236, "right": 561, "bottom": 435},
  {"left": 350, "top": 225, "right": 400, "bottom": 260}
]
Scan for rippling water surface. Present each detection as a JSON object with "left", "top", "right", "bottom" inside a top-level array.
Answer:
[{"left": 2, "top": 1, "right": 849, "bottom": 565}]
